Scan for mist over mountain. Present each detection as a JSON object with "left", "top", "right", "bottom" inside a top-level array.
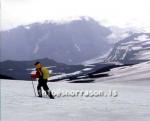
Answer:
[{"left": 1, "top": 17, "right": 112, "bottom": 64}]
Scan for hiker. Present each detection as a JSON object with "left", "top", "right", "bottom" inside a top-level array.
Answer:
[{"left": 32, "top": 62, "right": 54, "bottom": 99}]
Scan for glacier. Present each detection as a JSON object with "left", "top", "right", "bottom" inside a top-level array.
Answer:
[{"left": 1, "top": 61, "right": 150, "bottom": 121}]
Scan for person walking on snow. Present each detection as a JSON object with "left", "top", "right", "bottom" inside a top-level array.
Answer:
[{"left": 33, "top": 62, "right": 54, "bottom": 99}]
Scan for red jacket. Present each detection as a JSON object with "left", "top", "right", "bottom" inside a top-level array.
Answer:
[{"left": 31, "top": 70, "right": 41, "bottom": 79}]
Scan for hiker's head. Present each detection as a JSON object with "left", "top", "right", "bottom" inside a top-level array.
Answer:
[{"left": 34, "top": 62, "right": 42, "bottom": 69}]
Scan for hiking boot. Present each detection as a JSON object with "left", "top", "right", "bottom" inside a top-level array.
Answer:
[
  {"left": 37, "top": 90, "right": 42, "bottom": 97},
  {"left": 46, "top": 90, "right": 54, "bottom": 99}
]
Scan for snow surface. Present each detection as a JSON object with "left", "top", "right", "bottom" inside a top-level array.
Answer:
[
  {"left": 82, "top": 68, "right": 92, "bottom": 71},
  {"left": 1, "top": 62, "right": 150, "bottom": 121},
  {"left": 95, "top": 61, "right": 150, "bottom": 85},
  {"left": 25, "top": 26, "right": 31, "bottom": 30},
  {"left": 134, "top": 34, "right": 150, "bottom": 42},
  {"left": 74, "top": 43, "right": 81, "bottom": 52},
  {"left": 48, "top": 71, "right": 81, "bottom": 80}
]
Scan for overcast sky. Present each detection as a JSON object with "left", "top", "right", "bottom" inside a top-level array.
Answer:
[{"left": 1, "top": 0, "right": 150, "bottom": 31}]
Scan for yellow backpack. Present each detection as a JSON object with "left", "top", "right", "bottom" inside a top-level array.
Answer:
[{"left": 41, "top": 67, "right": 50, "bottom": 79}]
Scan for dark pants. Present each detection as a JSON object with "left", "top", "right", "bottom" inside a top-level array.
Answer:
[
  {"left": 37, "top": 78, "right": 54, "bottom": 99},
  {"left": 37, "top": 79, "right": 49, "bottom": 91}
]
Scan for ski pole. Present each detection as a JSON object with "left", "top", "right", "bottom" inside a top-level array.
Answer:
[{"left": 31, "top": 80, "right": 37, "bottom": 96}]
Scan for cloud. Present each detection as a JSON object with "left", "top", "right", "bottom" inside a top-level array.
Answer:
[
  {"left": 1, "top": 0, "right": 150, "bottom": 30},
  {"left": 3, "top": 0, "right": 32, "bottom": 3}
]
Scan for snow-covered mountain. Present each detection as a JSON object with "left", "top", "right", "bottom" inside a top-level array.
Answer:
[
  {"left": 1, "top": 17, "right": 112, "bottom": 64},
  {"left": 107, "top": 33, "right": 150, "bottom": 64}
]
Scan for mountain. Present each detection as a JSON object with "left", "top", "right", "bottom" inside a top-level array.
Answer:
[
  {"left": 0, "top": 58, "right": 84, "bottom": 80},
  {"left": 0, "top": 74, "right": 14, "bottom": 79},
  {"left": 106, "top": 33, "right": 150, "bottom": 64},
  {"left": 1, "top": 17, "right": 112, "bottom": 64}
]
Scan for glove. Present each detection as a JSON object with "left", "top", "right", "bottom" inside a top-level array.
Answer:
[{"left": 31, "top": 73, "right": 37, "bottom": 79}]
